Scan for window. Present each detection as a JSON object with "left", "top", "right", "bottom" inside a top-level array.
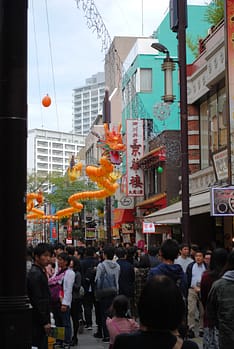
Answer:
[
  {"left": 200, "top": 100, "right": 209, "bottom": 169},
  {"left": 200, "top": 87, "right": 227, "bottom": 169},
  {"left": 217, "top": 88, "right": 227, "bottom": 148},
  {"left": 140, "top": 68, "right": 152, "bottom": 92},
  {"left": 209, "top": 94, "right": 218, "bottom": 153}
]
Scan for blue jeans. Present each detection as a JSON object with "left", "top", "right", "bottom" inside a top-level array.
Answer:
[{"left": 61, "top": 307, "right": 72, "bottom": 344}]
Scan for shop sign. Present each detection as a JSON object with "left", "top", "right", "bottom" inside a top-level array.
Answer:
[
  {"left": 143, "top": 222, "right": 155, "bottom": 233},
  {"left": 210, "top": 186, "right": 234, "bottom": 216},
  {"left": 122, "top": 223, "right": 134, "bottom": 234},
  {"left": 126, "top": 119, "right": 144, "bottom": 196},
  {"left": 212, "top": 148, "right": 228, "bottom": 182}
]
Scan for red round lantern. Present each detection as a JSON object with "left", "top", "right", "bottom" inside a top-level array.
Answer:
[{"left": 42, "top": 94, "right": 51, "bottom": 107}]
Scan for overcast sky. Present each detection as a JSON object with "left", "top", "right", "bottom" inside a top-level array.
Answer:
[{"left": 28, "top": 0, "right": 207, "bottom": 133}]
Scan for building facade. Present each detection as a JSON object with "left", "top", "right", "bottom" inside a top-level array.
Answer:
[
  {"left": 118, "top": 5, "right": 210, "bottom": 245},
  {"left": 146, "top": 19, "right": 234, "bottom": 250},
  {"left": 27, "top": 128, "right": 85, "bottom": 176},
  {"left": 72, "top": 72, "right": 105, "bottom": 135}
]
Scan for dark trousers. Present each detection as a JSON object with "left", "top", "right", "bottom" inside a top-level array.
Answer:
[
  {"left": 83, "top": 292, "right": 93, "bottom": 326},
  {"left": 61, "top": 307, "right": 72, "bottom": 344},
  {"left": 32, "top": 323, "right": 48, "bottom": 349},
  {"left": 83, "top": 292, "right": 99, "bottom": 326},
  {"left": 51, "top": 303, "right": 72, "bottom": 344},
  {"left": 71, "top": 299, "right": 83, "bottom": 338},
  {"left": 99, "top": 296, "right": 114, "bottom": 338}
]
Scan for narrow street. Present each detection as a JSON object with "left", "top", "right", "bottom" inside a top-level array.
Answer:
[{"left": 69, "top": 326, "right": 202, "bottom": 349}]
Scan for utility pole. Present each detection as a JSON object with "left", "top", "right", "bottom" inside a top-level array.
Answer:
[
  {"left": 170, "top": 0, "right": 190, "bottom": 243},
  {"left": 177, "top": 0, "right": 190, "bottom": 244},
  {"left": 0, "top": 1, "right": 32, "bottom": 347},
  {"left": 103, "top": 89, "right": 112, "bottom": 244}
]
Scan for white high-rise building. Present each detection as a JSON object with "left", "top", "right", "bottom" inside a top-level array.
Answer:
[
  {"left": 27, "top": 128, "right": 85, "bottom": 176},
  {"left": 72, "top": 72, "right": 105, "bottom": 135}
]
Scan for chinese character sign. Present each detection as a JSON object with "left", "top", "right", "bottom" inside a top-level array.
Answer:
[{"left": 126, "top": 119, "right": 144, "bottom": 196}]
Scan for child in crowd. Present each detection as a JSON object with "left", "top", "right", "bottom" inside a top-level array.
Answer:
[{"left": 106, "top": 295, "right": 139, "bottom": 349}]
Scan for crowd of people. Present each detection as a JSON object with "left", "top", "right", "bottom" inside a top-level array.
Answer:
[{"left": 26, "top": 239, "right": 234, "bottom": 349}]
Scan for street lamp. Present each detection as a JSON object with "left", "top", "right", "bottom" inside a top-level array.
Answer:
[
  {"left": 151, "top": 33, "right": 190, "bottom": 244},
  {"left": 151, "top": 43, "right": 176, "bottom": 103}
]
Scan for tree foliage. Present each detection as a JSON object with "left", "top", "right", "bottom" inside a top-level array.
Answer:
[
  {"left": 204, "top": 0, "right": 224, "bottom": 26},
  {"left": 27, "top": 172, "right": 105, "bottom": 216},
  {"left": 45, "top": 174, "right": 105, "bottom": 215},
  {"left": 186, "top": 34, "right": 202, "bottom": 59}
]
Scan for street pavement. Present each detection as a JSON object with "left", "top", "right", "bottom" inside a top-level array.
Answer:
[
  {"left": 71, "top": 326, "right": 203, "bottom": 349},
  {"left": 73, "top": 326, "right": 109, "bottom": 348}
]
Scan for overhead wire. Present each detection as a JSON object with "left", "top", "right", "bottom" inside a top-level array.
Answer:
[
  {"left": 45, "top": 0, "right": 60, "bottom": 131},
  {"left": 31, "top": 0, "right": 44, "bottom": 128}
]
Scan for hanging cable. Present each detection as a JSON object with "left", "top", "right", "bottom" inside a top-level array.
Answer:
[
  {"left": 31, "top": 0, "right": 44, "bottom": 128},
  {"left": 75, "top": 0, "right": 160, "bottom": 134},
  {"left": 45, "top": 0, "right": 60, "bottom": 131}
]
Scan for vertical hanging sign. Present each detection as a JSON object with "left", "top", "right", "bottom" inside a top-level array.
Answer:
[
  {"left": 126, "top": 119, "right": 144, "bottom": 196},
  {"left": 226, "top": 0, "right": 234, "bottom": 184}
]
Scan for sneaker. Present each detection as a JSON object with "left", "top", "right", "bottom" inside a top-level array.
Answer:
[
  {"left": 93, "top": 332, "right": 102, "bottom": 338},
  {"left": 87, "top": 326, "right": 92, "bottom": 330},
  {"left": 187, "top": 329, "right": 195, "bottom": 339},
  {"left": 102, "top": 337, "right": 110, "bottom": 343}
]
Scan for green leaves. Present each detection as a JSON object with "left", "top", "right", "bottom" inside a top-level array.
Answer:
[{"left": 204, "top": 0, "right": 224, "bottom": 26}]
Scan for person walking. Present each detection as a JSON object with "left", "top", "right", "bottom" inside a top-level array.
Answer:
[
  {"left": 148, "top": 239, "right": 188, "bottom": 300},
  {"left": 175, "top": 243, "right": 193, "bottom": 273},
  {"left": 200, "top": 248, "right": 228, "bottom": 349},
  {"left": 116, "top": 247, "right": 135, "bottom": 316},
  {"left": 27, "top": 243, "right": 52, "bottom": 349},
  {"left": 95, "top": 245, "right": 120, "bottom": 343},
  {"left": 80, "top": 246, "right": 99, "bottom": 331},
  {"left": 134, "top": 254, "right": 151, "bottom": 319},
  {"left": 69, "top": 256, "right": 83, "bottom": 347},
  {"left": 206, "top": 250, "right": 234, "bottom": 349},
  {"left": 186, "top": 250, "right": 207, "bottom": 338},
  {"left": 49, "top": 252, "right": 75, "bottom": 348},
  {"left": 113, "top": 275, "right": 198, "bottom": 349}
]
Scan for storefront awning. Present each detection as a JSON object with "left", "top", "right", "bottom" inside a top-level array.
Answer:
[
  {"left": 113, "top": 209, "right": 135, "bottom": 225},
  {"left": 138, "top": 146, "right": 166, "bottom": 169},
  {"left": 136, "top": 192, "right": 167, "bottom": 209},
  {"left": 144, "top": 191, "right": 210, "bottom": 222}
]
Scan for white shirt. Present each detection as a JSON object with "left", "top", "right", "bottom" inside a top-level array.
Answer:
[
  {"left": 62, "top": 268, "right": 75, "bottom": 307},
  {"left": 190, "top": 263, "right": 206, "bottom": 287},
  {"left": 174, "top": 255, "right": 193, "bottom": 272}
]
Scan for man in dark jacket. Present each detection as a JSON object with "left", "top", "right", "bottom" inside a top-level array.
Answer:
[
  {"left": 148, "top": 239, "right": 188, "bottom": 299},
  {"left": 116, "top": 247, "right": 135, "bottom": 315},
  {"left": 80, "top": 246, "right": 99, "bottom": 331},
  {"left": 27, "top": 243, "right": 52, "bottom": 349},
  {"left": 148, "top": 239, "right": 188, "bottom": 339}
]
